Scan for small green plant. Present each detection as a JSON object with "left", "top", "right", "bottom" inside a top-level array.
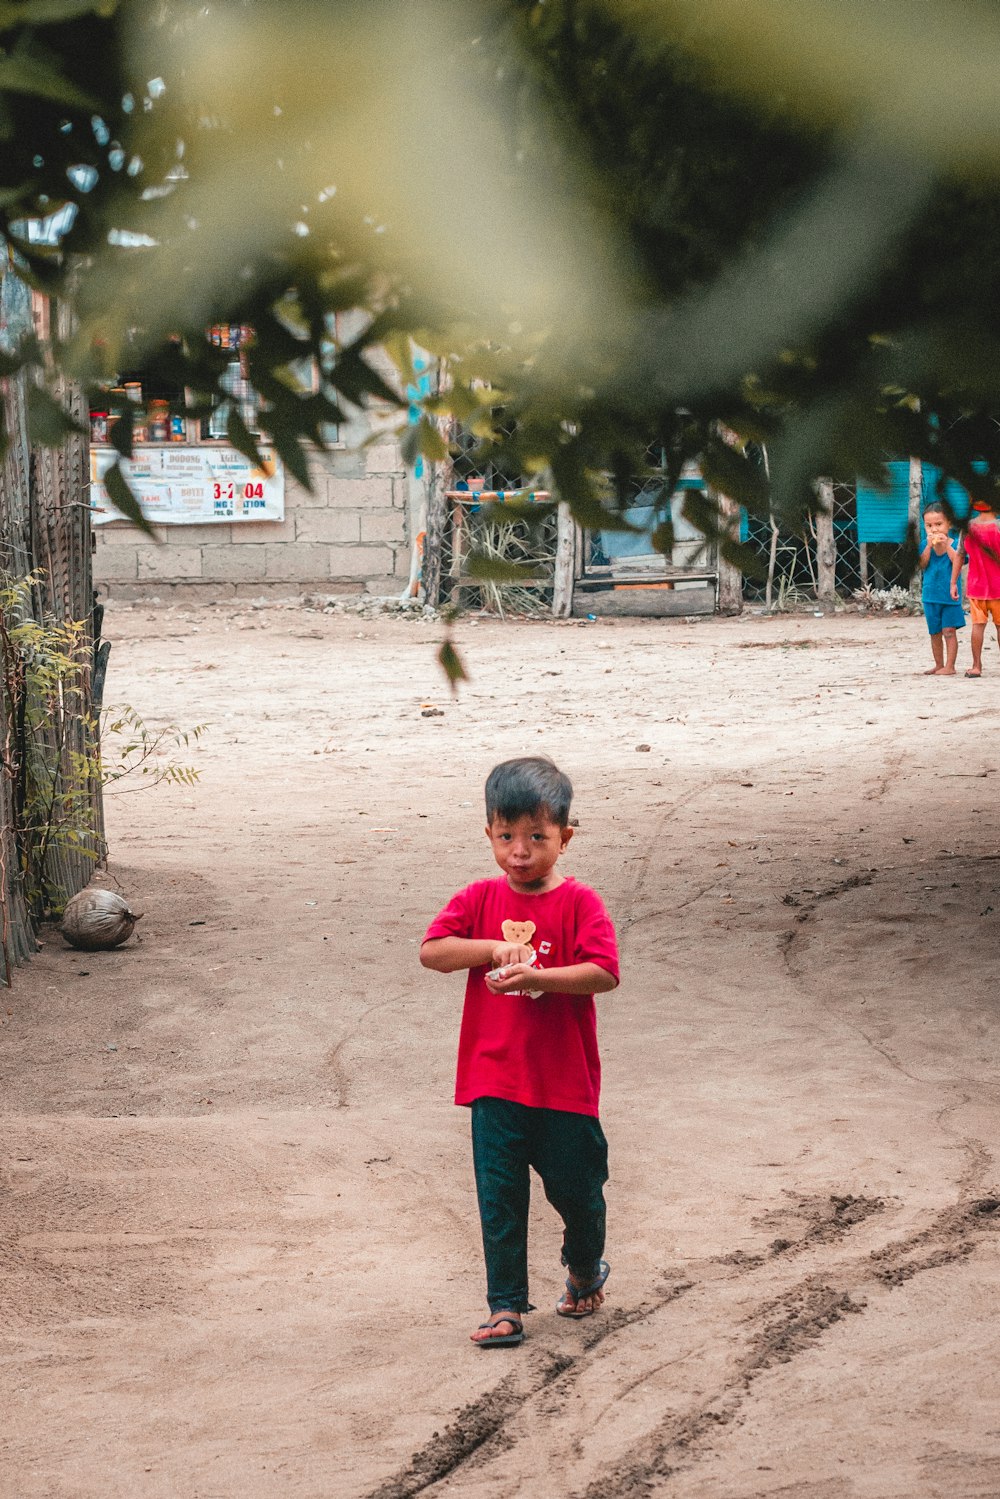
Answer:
[
  {"left": 98, "top": 706, "right": 206, "bottom": 794},
  {"left": 0, "top": 571, "right": 205, "bottom": 916}
]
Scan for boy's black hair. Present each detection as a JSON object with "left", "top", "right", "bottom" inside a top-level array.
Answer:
[
  {"left": 923, "top": 502, "right": 947, "bottom": 517},
  {"left": 485, "top": 756, "right": 573, "bottom": 827}
]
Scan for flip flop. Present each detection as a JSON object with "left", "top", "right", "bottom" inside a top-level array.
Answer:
[
  {"left": 556, "top": 1259, "right": 611, "bottom": 1319},
  {"left": 474, "top": 1313, "right": 523, "bottom": 1348},
  {"left": 965, "top": 670, "right": 982, "bottom": 678}
]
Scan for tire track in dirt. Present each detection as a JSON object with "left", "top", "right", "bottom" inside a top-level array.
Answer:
[
  {"left": 614, "top": 780, "right": 718, "bottom": 955},
  {"left": 362, "top": 1283, "right": 695, "bottom": 1499},
  {"left": 571, "top": 1194, "right": 1000, "bottom": 1499},
  {"left": 862, "top": 748, "right": 904, "bottom": 802},
  {"left": 366, "top": 1193, "right": 999, "bottom": 1498},
  {"left": 776, "top": 870, "right": 937, "bottom": 1087}
]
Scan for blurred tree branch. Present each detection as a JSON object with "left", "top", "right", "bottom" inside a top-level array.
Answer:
[{"left": 2, "top": 0, "right": 1000, "bottom": 534}]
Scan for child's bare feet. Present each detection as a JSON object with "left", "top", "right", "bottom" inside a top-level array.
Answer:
[
  {"left": 938, "top": 667, "right": 956, "bottom": 675},
  {"left": 923, "top": 665, "right": 942, "bottom": 674},
  {"left": 470, "top": 1311, "right": 523, "bottom": 1346}
]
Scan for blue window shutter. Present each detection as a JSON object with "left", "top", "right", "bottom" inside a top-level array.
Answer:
[{"left": 856, "top": 460, "right": 911, "bottom": 543}]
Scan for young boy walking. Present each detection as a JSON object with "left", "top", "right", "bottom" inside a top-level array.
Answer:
[
  {"left": 421, "top": 756, "right": 619, "bottom": 1348},
  {"left": 919, "top": 503, "right": 964, "bottom": 675},
  {"left": 952, "top": 501, "right": 1000, "bottom": 678}
]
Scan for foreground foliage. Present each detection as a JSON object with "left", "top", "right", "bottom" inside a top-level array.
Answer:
[{"left": 2, "top": 0, "right": 1000, "bottom": 569}]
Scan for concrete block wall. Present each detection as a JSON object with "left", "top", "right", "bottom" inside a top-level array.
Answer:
[{"left": 93, "top": 433, "right": 411, "bottom": 602}]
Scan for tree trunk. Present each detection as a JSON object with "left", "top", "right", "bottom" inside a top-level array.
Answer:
[
  {"left": 714, "top": 490, "right": 743, "bottom": 615},
  {"left": 422, "top": 467, "right": 446, "bottom": 607},
  {"left": 814, "top": 479, "right": 837, "bottom": 606},
  {"left": 551, "top": 502, "right": 575, "bottom": 618}
]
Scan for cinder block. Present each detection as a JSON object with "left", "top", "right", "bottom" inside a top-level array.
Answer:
[
  {"left": 392, "top": 546, "right": 413, "bottom": 579},
  {"left": 95, "top": 522, "right": 147, "bottom": 546},
  {"left": 136, "top": 545, "right": 203, "bottom": 580},
  {"left": 199, "top": 545, "right": 266, "bottom": 582},
  {"left": 391, "top": 476, "right": 410, "bottom": 509},
  {"left": 147, "top": 522, "right": 234, "bottom": 545},
  {"left": 264, "top": 543, "right": 332, "bottom": 580},
  {"left": 360, "top": 509, "right": 406, "bottom": 545},
  {"left": 228, "top": 579, "right": 362, "bottom": 599},
  {"left": 231, "top": 517, "right": 296, "bottom": 543},
  {"left": 158, "top": 581, "right": 236, "bottom": 602},
  {"left": 287, "top": 474, "right": 329, "bottom": 509},
  {"left": 295, "top": 509, "right": 361, "bottom": 544},
  {"left": 326, "top": 448, "right": 366, "bottom": 481},
  {"left": 365, "top": 443, "right": 405, "bottom": 476},
  {"left": 231, "top": 580, "right": 304, "bottom": 599},
  {"left": 326, "top": 477, "right": 394, "bottom": 510},
  {"left": 93, "top": 549, "right": 139, "bottom": 581},
  {"left": 328, "top": 545, "right": 394, "bottom": 579}
]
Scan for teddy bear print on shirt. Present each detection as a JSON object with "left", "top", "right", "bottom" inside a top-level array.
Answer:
[{"left": 493, "top": 919, "right": 544, "bottom": 997}]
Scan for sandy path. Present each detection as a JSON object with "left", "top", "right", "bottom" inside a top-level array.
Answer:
[{"left": 1, "top": 603, "right": 998, "bottom": 1499}]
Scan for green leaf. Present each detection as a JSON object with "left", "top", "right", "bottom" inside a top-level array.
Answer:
[
  {"left": 0, "top": 1, "right": 114, "bottom": 26},
  {"left": 26, "top": 384, "right": 83, "bottom": 445},
  {"left": 465, "top": 551, "right": 543, "bottom": 583},
  {"left": 109, "top": 402, "right": 133, "bottom": 458},
  {"left": 226, "top": 406, "right": 264, "bottom": 467},
  {"left": 266, "top": 424, "right": 311, "bottom": 488},
  {"left": 400, "top": 416, "right": 447, "bottom": 467},
  {"left": 438, "top": 638, "right": 468, "bottom": 694},
  {"left": 650, "top": 519, "right": 675, "bottom": 556},
  {"left": 0, "top": 180, "right": 35, "bottom": 206},
  {"left": 102, "top": 461, "right": 156, "bottom": 536},
  {"left": 0, "top": 55, "right": 98, "bottom": 110}
]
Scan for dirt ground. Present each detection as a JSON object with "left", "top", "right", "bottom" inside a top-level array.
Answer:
[{"left": 2, "top": 599, "right": 999, "bottom": 1499}]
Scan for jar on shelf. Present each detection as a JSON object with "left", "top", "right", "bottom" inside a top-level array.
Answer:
[
  {"left": 148, "top": 399, "right": 170, "bottom": 442},
  {"left": 90, "top": 411, "right": 109, "bottom": 444}
]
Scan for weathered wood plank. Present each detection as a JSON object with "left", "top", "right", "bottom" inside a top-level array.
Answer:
[{"left": 572, "top": 585, "right": 716, "bottom": 617}]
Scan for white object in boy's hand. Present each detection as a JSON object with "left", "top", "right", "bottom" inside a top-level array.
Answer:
[{"left": 487, "top": 950, "right": 543, "bottom": 998}]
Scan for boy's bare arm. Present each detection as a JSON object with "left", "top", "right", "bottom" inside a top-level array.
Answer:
[
  {"left": 486, "top": 961, "right": 618, "bottom": 996},
  {"left": 919, "top": 539, "right": 932, "bottom": 567},
  {"left": 420, "top": 936, "right": 533, "bottom": 972},
  {"left": 951, "top": 541, "right": 966, "bottom": 597}
]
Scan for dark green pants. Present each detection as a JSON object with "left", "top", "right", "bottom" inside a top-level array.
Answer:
[{"left": 470, "top": 1095, "right": 609, "bottom": 1314}]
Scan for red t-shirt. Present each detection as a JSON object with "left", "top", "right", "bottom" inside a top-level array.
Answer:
[
  {"left": 964, "top": 518, "right": 1000, "bottom": 599},
  {"left": 424, "top": 876, "right": 619, "bottom": 1117}
]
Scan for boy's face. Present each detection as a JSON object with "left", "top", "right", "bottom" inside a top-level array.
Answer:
[{"left": 486, "top": 812, "right": 573, "bottom": 892}]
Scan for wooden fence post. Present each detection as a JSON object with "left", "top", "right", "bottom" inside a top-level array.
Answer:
[
  {"left": 714, "top": 490, "right": 744, "bottom": 615},
  {"left": 909, "top": 456, "right": 923, "bottom": 592},
  {"left": 814, "top": 478, "right": 837, "bottom": 606}
]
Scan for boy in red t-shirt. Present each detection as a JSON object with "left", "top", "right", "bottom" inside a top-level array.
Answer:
[
  {"left": 952, "top": 502, "right": 1000, "bottom": 677},
  {"left": 421, "top": 756, "right": 619, "bottom": 1348}
]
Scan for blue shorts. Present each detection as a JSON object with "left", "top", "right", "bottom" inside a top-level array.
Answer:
[{"left": 924, "top": 600, "right": 966, "bottom": 634}]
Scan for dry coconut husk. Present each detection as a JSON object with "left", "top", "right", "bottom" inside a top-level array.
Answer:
[{"left": 58, "top": 887, "right": 144, "bottom": 950}]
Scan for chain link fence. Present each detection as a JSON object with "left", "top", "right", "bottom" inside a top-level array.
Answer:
[
  {"left": 439, "top": 408, "right": 916, "bottom": 612},
  {"left": 742, "top": 481, "right": 915, "bottom": 606}
]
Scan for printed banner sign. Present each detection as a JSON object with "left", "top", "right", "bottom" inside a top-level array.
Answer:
[{"left": 90, "top": 445, "right": 284, "bottom": 526}]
